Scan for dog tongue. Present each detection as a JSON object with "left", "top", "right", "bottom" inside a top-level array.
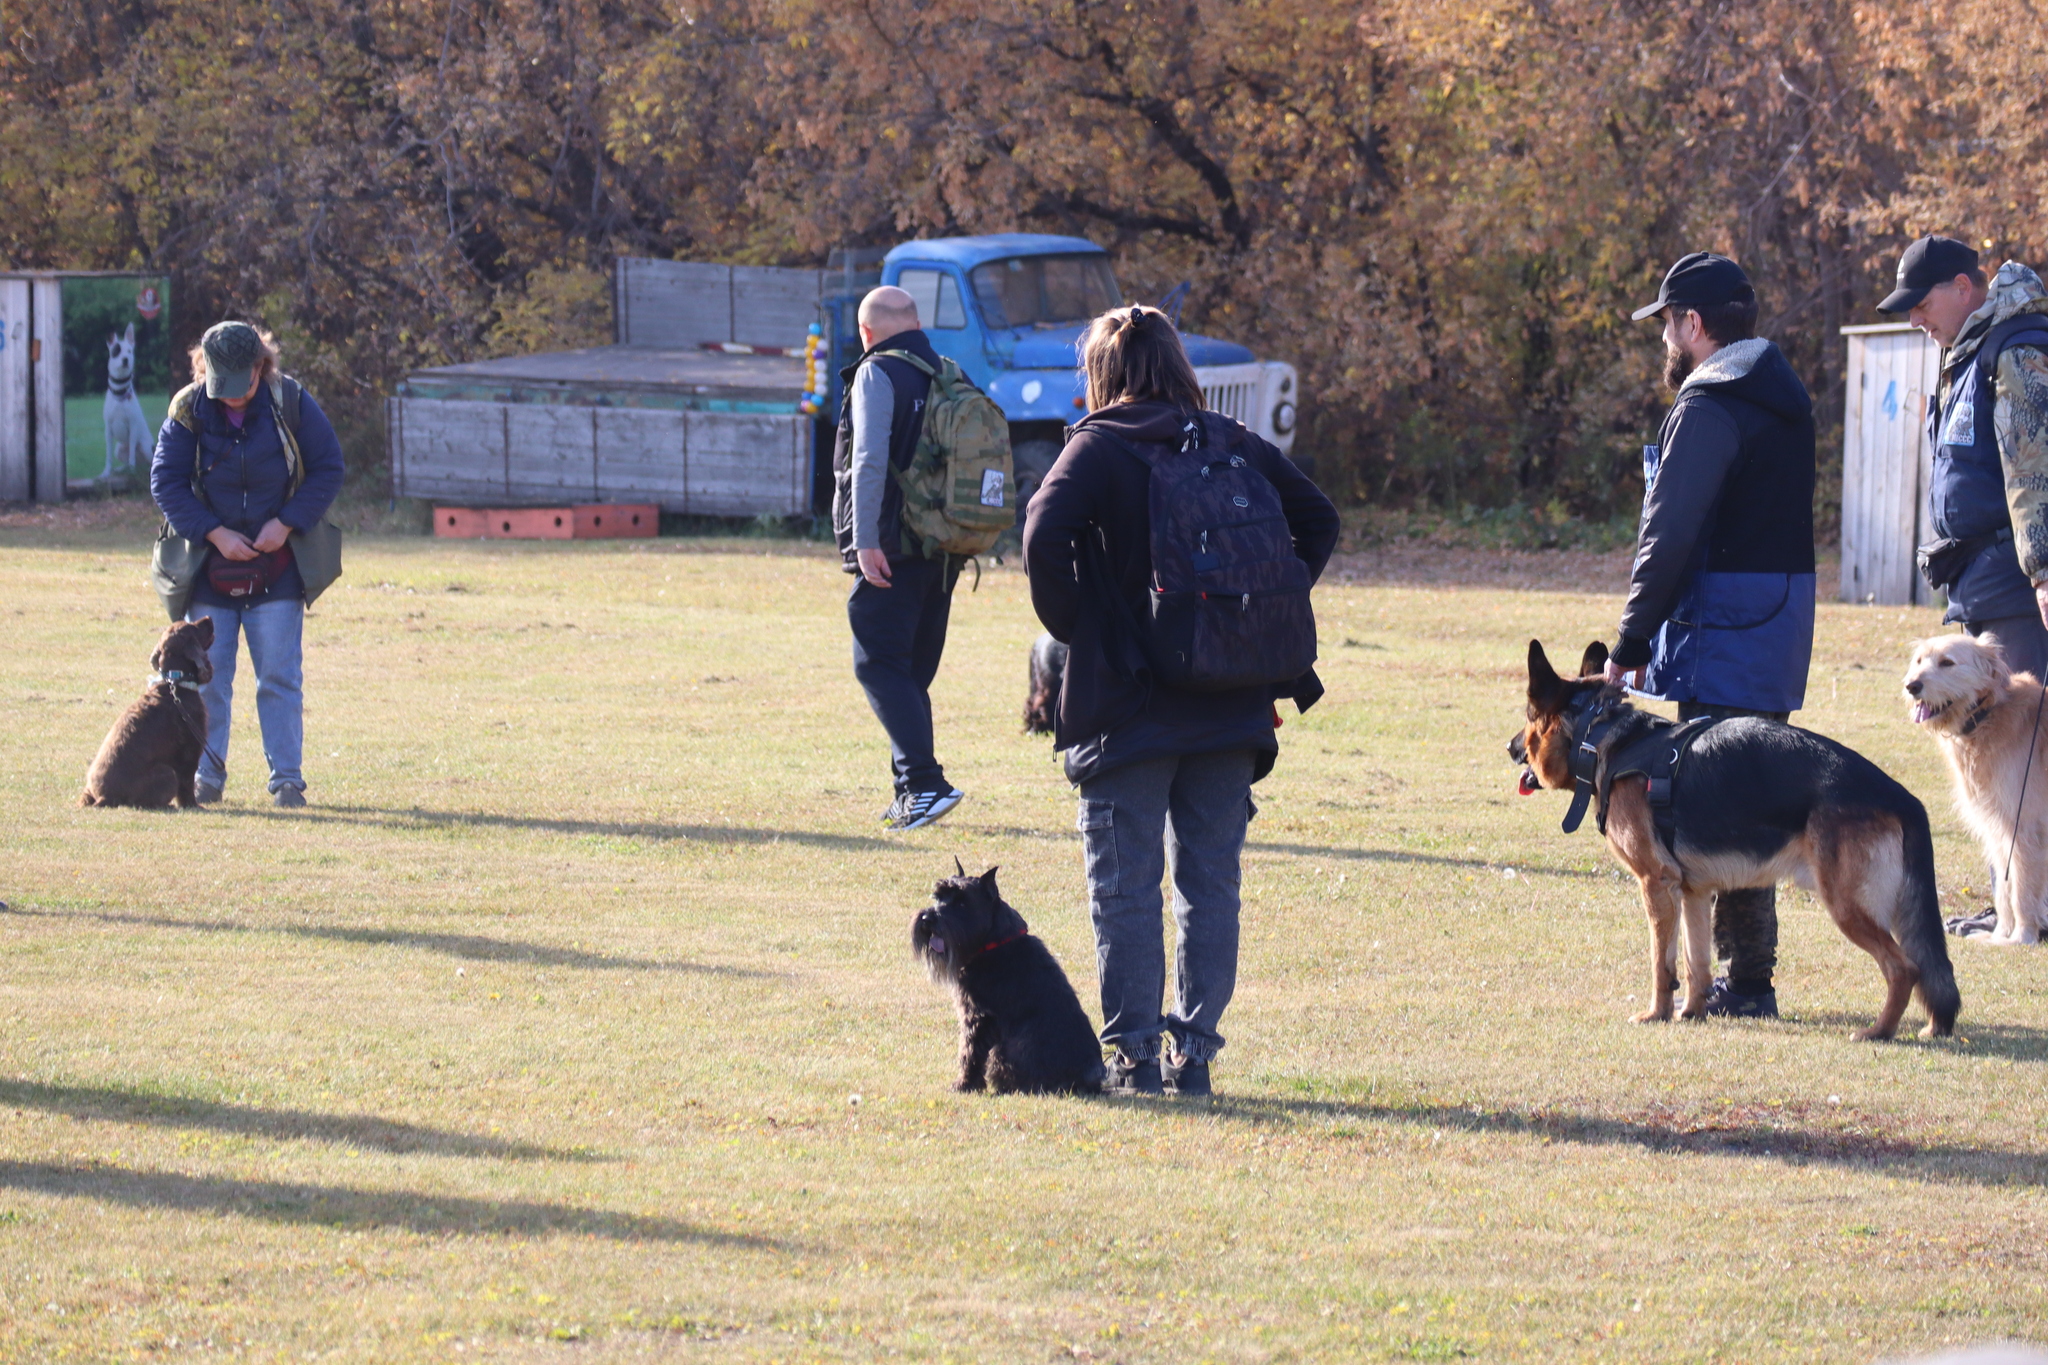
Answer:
[
  {"left": 929, "top": 936, "right": 947, "bottom": 956},
  {"left": 1518, "top": 768, "right": 1540, "bottom": 796},
  {"left": 1912, "top": 701, "right": 1931, "bottom": 725}
]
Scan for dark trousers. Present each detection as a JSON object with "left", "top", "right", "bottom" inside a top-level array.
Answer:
[
  {"left": 1964, "top": 612, "right": 2048, "bottom": 683},
  {"left": 848, "top": 555, "right": 957, "bottom": 795},
  {"left": 1678, "top": 699, "right": 1789, "bottom": 995}
]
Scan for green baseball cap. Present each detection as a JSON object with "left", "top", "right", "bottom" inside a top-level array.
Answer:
[{"left": 200, "top": 321, "right": 263, "bottom": 399}]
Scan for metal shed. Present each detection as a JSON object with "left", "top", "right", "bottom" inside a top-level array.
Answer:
[{"left": 1838, "top": 322, "right": 1940, "bottom": 605}]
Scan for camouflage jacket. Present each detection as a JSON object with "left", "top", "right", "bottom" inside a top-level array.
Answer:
[{"left": 1938, "top": 261, "right": 2048, "bottom": 582}]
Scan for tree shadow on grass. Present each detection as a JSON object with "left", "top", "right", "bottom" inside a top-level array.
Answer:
[
  {"left": 211, "top": 803, "right": 899, "bottom": 852},
  {"left": 12, "top": 905, "right": 773, "bottom": 976},
  {"left": 1185, "top": 1092, "right": 2048, "bottom": 1189},
  {"left": 0, "top": 1078, "right": 604, "bottom": 1162},
  {"left": 0, "top": 1159, "right": 778, "bottom": 1245},
  {"left": 1245, "top": 840, "right": 1604, "bottom": 879}
]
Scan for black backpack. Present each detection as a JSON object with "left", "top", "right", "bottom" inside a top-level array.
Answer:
[{"left": 1108, "top": 412, "right": 1318, "bottom": 691}]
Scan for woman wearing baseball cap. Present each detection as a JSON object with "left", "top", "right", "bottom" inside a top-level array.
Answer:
[{"left": 148, "top": 321, "right": 345, "bottom": 809}]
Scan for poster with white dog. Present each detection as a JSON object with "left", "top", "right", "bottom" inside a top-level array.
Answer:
[{"left": 62, "top": 275, "right": 171, "bottom": 486}]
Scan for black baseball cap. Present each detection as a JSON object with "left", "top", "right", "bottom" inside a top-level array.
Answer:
[
  {"left": 1630, "top": 252, "right": 1755, "bottom": 321},
  {"left": 1879, "top": 235, "right": 1981, "bottom": 313}
]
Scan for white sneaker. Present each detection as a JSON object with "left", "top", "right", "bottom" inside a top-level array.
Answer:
[{"left": 885, "top": 787, "right": 965, "bottom": 830}]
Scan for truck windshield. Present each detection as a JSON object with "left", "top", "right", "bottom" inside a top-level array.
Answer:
[{"left": 969, "top": 254, "right": 1123, "bottom": 329}]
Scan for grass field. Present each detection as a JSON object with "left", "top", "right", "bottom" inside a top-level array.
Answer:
[{"left": 1, "top": 513, "right": 2044, "bottom": 1363}]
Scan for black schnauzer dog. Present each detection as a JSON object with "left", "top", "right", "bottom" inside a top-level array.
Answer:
[
  {"left": 1022, "top": 632, "right": 1068, "bottom": 735},
  {"left": 913, "top": 863, "right": 1104, "bottom": 1094}
]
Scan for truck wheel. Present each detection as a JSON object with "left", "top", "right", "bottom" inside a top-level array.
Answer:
[{"left": 995, "top": 438, "right": 1062, "bottom": 560}]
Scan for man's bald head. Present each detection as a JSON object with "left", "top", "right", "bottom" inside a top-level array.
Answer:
[{"left": 858, "top": 286, "right": 920, "bottom": 347}]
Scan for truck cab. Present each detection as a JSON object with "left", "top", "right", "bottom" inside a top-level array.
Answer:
[{"left": 873, "top": 234, "right": 1299, "bottom": 510}]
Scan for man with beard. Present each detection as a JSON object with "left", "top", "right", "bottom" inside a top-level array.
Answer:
[{"left": 1603, "top": 251, "right": 1817, "bottom": 1019}]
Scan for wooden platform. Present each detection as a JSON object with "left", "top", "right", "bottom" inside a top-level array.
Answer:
[{"left": 433, "top": 503, "right": 658, "bottom": 540}]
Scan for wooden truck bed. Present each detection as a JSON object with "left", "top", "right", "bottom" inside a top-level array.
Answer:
[{"left": 390, "top": 344, "right": 813, "bottom": 516}]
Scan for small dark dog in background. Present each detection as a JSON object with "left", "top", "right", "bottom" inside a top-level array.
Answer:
[
  {"left": 80, "top": 618, "right": 215, "bottom": 810},
  {"left": 913, "top": 862, "right": 1104, "bottom": 1094},
  {"left": 1022, "top": 633, "right": 1068, "bottom": 735}
]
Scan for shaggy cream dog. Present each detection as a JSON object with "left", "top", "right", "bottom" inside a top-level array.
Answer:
[{"left": 1903, "top": 633, "right": 2048, "bottom": 944}]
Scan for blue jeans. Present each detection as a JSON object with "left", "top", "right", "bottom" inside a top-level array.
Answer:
[
  {"left": 188, "top": 597, "right": 306, "bottom": 795},
  {"left": 1076, "top": 749, "right": 1254, "bottom": 1064}
]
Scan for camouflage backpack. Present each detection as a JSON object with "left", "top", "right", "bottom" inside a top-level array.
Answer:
[{"left": 876, "top": 350, "right": 1014, "bottom": 558}]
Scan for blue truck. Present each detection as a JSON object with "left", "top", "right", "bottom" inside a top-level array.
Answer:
[{"left": 390, "top": 233, "right": 1298, "bottom": 519}]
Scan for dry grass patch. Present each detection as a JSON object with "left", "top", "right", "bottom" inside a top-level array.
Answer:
[{"left": 0, "top": 519, "right": 2043, "bottom": 1362}]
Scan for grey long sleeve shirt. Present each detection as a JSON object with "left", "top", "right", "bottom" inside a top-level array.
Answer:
[{"left": 849, "top": 362, "right": 896, "bottom": 553}]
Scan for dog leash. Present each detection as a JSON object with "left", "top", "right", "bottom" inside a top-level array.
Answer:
[
  {"left": 152, "top": 670, "right": 226, "bottom": 775},
  {"left": 2003, "top": 682, "right": 2047, "bottom": 887}
]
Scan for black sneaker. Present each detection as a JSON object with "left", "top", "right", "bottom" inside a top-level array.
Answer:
[
  {"left": 882, "top": 787, "right": 964, "bottom": 831},
  {"left": 1104, "top": 1052, "right": 1163, "bottom": 1096},
  {"left": 1945, "top": 906, "right": 1999, "bottom": 937},
  {"left": 272, "top": 786, "right": 307, "bottom": 810},
  {"left": 194, "top": 781, "right": 223, "bottom": 805},
  {"left": 1701, "top": 977, "right": 1778, "bottom": 1019},
  {"left": 1163, "top": 1052, "right": 1211, "bottom": 1097}
]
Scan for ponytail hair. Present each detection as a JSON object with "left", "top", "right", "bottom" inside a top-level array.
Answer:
[{"left": 1078, "top": 305, "right": 1204, "bottom": 413}]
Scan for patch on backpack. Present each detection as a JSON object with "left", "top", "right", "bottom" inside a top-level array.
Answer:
[{"left": 980, "top": 469, "right": 1006, "bottom": 507}]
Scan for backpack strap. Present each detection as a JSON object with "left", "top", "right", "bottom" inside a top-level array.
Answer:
[
  {"left": 870, "top": 348, "right": 938, "bottom": 379},
  {"left": 169, "top": 374, "right": 309, "bottom": 505}
]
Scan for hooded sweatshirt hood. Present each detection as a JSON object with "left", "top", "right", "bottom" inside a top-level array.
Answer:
[
  {"left": 1947, "top": 260, "right": 2048, "bottom": 373},
  {"left": 1678, "top": 337, "right": 1813, "bottom": 423},
  {"left": 1068, "top": 398, "right": 1198, "bottom": 447}
]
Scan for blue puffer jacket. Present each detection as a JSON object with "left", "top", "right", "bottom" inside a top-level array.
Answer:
[{"left": 150, "top": 378, "right": 345, "bottom": 603}]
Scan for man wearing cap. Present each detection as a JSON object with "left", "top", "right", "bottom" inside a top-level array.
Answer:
[
  {"left": 150, "top": 321, "right": 345, "bottom": 809},
  {"left": 1603, "top": 252, "right": 1818, "bottom": 1019},
  {"left": 1880, "top": 235, "right": 2048, "bottom": 680}
]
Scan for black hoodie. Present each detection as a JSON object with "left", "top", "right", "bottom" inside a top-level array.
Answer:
[
  {"left": 1022, "top": 399, "right": 1340, "bottom": 785},
  {"left": 1614, "top": 337, "right": 1816, "bottom": 666}
]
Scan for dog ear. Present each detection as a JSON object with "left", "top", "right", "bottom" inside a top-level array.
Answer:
[
  {"left": 1527, "top": 640, "right": 1564, "bottom": 704},
  {"left": 979, "top": 866, "right": 1000, "bottom": 894},
  {"left": 193, "top": 616, "right": 215, "bottom": 647},
  {"left": 953, "top": 855, "right": 965, "bottom": 877},
  {"left": 1578, "top": 641, "right": 1609, "bottom": 678}
]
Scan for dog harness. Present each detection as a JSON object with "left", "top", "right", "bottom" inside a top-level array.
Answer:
[{"left": 1560, "top": 695, "right": 1718, "bottom": 855}]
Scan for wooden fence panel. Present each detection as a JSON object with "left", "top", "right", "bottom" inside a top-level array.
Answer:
[
  {"left": 730, "top": 267, "right": 825, "bottom": 350},
  {"left": 506, "top": 404, "right": 599, "bottom": 502},
  {"left": 618, "top": 259, "right": 731, "bottom": 349},
  {"left": 594, "top": 407, "right": 689, "bottom": 508},
  {"left": 0, "top": 279, "right": 29, "bottom": 502},
  {"left": 393, "top": 398, "right": 507, "bottom": 503},
  {"left": 685, "top": 411, "right": 809, "bottom": 516}
]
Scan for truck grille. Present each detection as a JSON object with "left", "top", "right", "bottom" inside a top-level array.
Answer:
[{"left": 1202, "top": 380, "right": 1257, "bottom": 424}]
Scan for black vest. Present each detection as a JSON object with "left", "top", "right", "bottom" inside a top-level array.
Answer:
[
  {"left": 831, "top": 330, "right": 938, "bottom": 570},
  {"left": 1927, "top": 315, "right": 2048, "bottom": 621},
  {"left": 1655, "top": 386, "right": 1816, "bottom": 576}
]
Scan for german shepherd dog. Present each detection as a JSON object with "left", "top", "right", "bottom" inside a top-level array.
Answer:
[{"left": 1510, "top": 640, "right": 1959, "bottom": 1040}]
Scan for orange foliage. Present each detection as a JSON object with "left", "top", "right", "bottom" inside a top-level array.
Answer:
[{"left": 4, "top": 0, "right": 2042, "bottom": 513}]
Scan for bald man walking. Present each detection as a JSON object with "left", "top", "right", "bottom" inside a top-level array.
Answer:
[{"left": 830, "top": 286, "right": 966, "bottom": 829}]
